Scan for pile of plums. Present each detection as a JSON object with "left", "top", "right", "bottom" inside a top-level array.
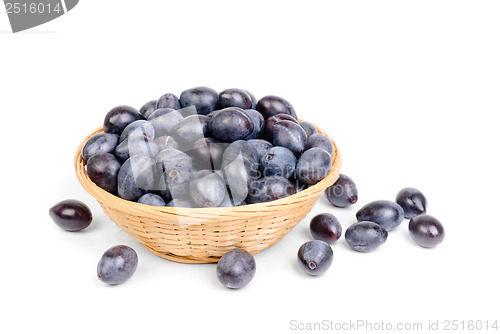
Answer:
[
  {"left": 296, "top": 176, "right": 445, "bottom": 276},
  {"left": 49, "top": 87, "right": 445, "bottom": 288},
  {"left": 82, "top": 87, "right": 335, "bottom": 208}
]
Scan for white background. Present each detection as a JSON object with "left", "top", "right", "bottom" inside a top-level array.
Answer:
[{"left": 1, "top": 1, "right": 499, "bottom": 333}]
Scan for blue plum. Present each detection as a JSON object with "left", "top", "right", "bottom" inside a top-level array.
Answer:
[
  {"left": 216, "top": 249, "right": 256, "bottom": 289},
  {"left": 222, "top": 140, "right": 259, "bottom": 165},
  {"left": 117, "top": 155, "right": 156, "bottom": 201},
  {"left": 325, "top": 174, "right": 358, "bottom": 208},
  {"left": 247, "top": 139, "right": 272, "bottom": 162},
  {"left": 260, "top": 146, "right": 296, "bottom": 179},
  {"left": 139, "top": 100, "right": 158, "bottom": 118},
  {"left": 103, "top": 105, "right": 145, "bottom": 135},
  {"left": 272, "top": 120, "right": 307, "bottom": 156},
  {"left": 345, "top": 222, "right": 388, "bottom": 252},
  {"left": 97, "top": 245, "right": 138, "bottom": 285},
  {"left": 246, "top": 176, "right": 296, "bottom": 204},
  {"left": 155, "top": 148, "right": 192, "bottom": 199},
  {"left": 192, "top": 137, "right": 226, "bottom": 170},
  {"left": 86, "top": 153, "right": 122, "bottom": 194},
  {"left": 299, "top": 121, "right": 318, "bottom": 138},
  {"left": 296, "top": 147, "right": 332, "bottom": 185},
  {"left": 310, "top": 213, "right": 342, "bottom": 244},
  {"left": 119, "top": 120, "right": 155, "bottom": 143},
  {"left": 297, "top": 240, "right": 333, "bottom": 276},
  {"left": 137, "top": 193, "right": 167, "bottom": 206},
  {"left": 189, "top": 172, "right": 226, "bottom": 207},
  {"left": 114, "top": 135, "right": 159, "bottom": 162},
  {"left": 156, "top": 93, "right": 181, "bottom": 110},
  {"left": 218, "top": 88, "right": 253, "bottom": 109},
  {"left": 209, "top": 107, "right": 254, "bottom": 142},
  {"left": 356, "top": 200, "right": 405, "bottom": 232},
  {"left": 179, "top": 86, "right": 219, "bottom": 115},
  {"left": 49, "top": 199, "right": 93, "bottom": 232},
  {"left": 147, "top": 108, "right": 184, "bottom": 137},
  {"left": 173, "top": 115, "right": 210, "bottom": 147},
  {"left": 256, "top": 95, "right": 297, "bottom": 119},
  {"left": 306, "top": 133, "right": 334, "bottom": 156},
  {"left": 155, "top": 148, "right": 192, "bottom": 174},
  {"left": 82, "top": 132, "right": 119, "bottom": 161},
  {"left": 244, "top": 109, "right": 265, "bottom": 140},
  {"left": 396, "top": 187, "right": 428, "bottom": 219},
  {"left": 409, "top": 214, "right": 445, "bottom": 248},
  {"left": 222, "top": 155, "right": 260, "bottom": 204},
  {"left": 264, "top": 113, "right": 298, "bottom": 140}
]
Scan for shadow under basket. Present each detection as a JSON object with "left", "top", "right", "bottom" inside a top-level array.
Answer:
[{"left": 75, "top": 123, "right": 342, "bottom": 264}]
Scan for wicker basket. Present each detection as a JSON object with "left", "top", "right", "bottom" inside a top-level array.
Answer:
[{"left": 75, "top": 123, "right": 342, "bottom": 263}]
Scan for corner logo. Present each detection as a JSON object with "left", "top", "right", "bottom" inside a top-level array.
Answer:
[{"left": 4, "top": 0, "right": 79, "bottom": 33}]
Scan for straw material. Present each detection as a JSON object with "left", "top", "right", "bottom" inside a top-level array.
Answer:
[{"left": 75, "top": 123, "right": 342, "bottom": 263}]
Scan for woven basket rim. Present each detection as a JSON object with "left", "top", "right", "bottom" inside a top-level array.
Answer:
[{"left": 75, "top": 122, "right": 341, "bottom": 217}]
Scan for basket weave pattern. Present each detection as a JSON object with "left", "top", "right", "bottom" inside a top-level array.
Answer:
[{"left": 75, "top": 124, "right": 342, "bottom": 263}]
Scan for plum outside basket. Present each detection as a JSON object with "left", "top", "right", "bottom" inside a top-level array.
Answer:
[{"left": 75, "top": 123, "right": 342, "bottom": 263}]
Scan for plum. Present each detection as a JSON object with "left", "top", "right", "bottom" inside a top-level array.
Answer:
[
  {"left": 82, "top": 132, "right": 119, "bottom": 161},
  {"left": 216, "top": 249, "right": 256, "bottom": 289},
  {"left": 179, "top": 86, "right": 218, "bottom": 115},
  {"left": 356, "top": 200, "right": 405, "bottom": 232},
  {"left": 260, "top": 146, "right": 296, "bottom": 179},
  {"left": 396, "top": 187, "right": 428, "bottom": 219},
  {"left": 209, "top": 107, "right": 254, "bottom": 142},
  {"left": 310, "top": 213, "right": 342, "bottom": 244},
  {"left": 49, "top": 199, "right": 93, "bottom": 232},
  {"left": 296, "top": 147, "right": 332, "bottom": 185},
  {"left": 256, "top": 95, "right": 297, "bottom": 119},
  {"left": 325, "top": 174, "right": 358, "bottom": 208},
  {"left": 409, "top": 214, "right": 445, "bottom": 248},
  {"left": 103, "top": 105, "right": 144, "bottom": 135},
  {"left": 345, "top": 222, "right": 388, "bottom": 252},
  {"left": 272, "top": 120, "right": 307, "bottom": 156},
  {"left": 97, "top": 245, "right": 138, "bottom": 285},
  {"left": 87, "top": 153, "right": 122, "bottom": 194},
  {"left": 297, "top": 240, "right": 333, "bottom": 276}
]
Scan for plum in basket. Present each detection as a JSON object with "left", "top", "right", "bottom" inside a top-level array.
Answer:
[{"left": 81, "top": 87, "right": 336, "bottom": 208}]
